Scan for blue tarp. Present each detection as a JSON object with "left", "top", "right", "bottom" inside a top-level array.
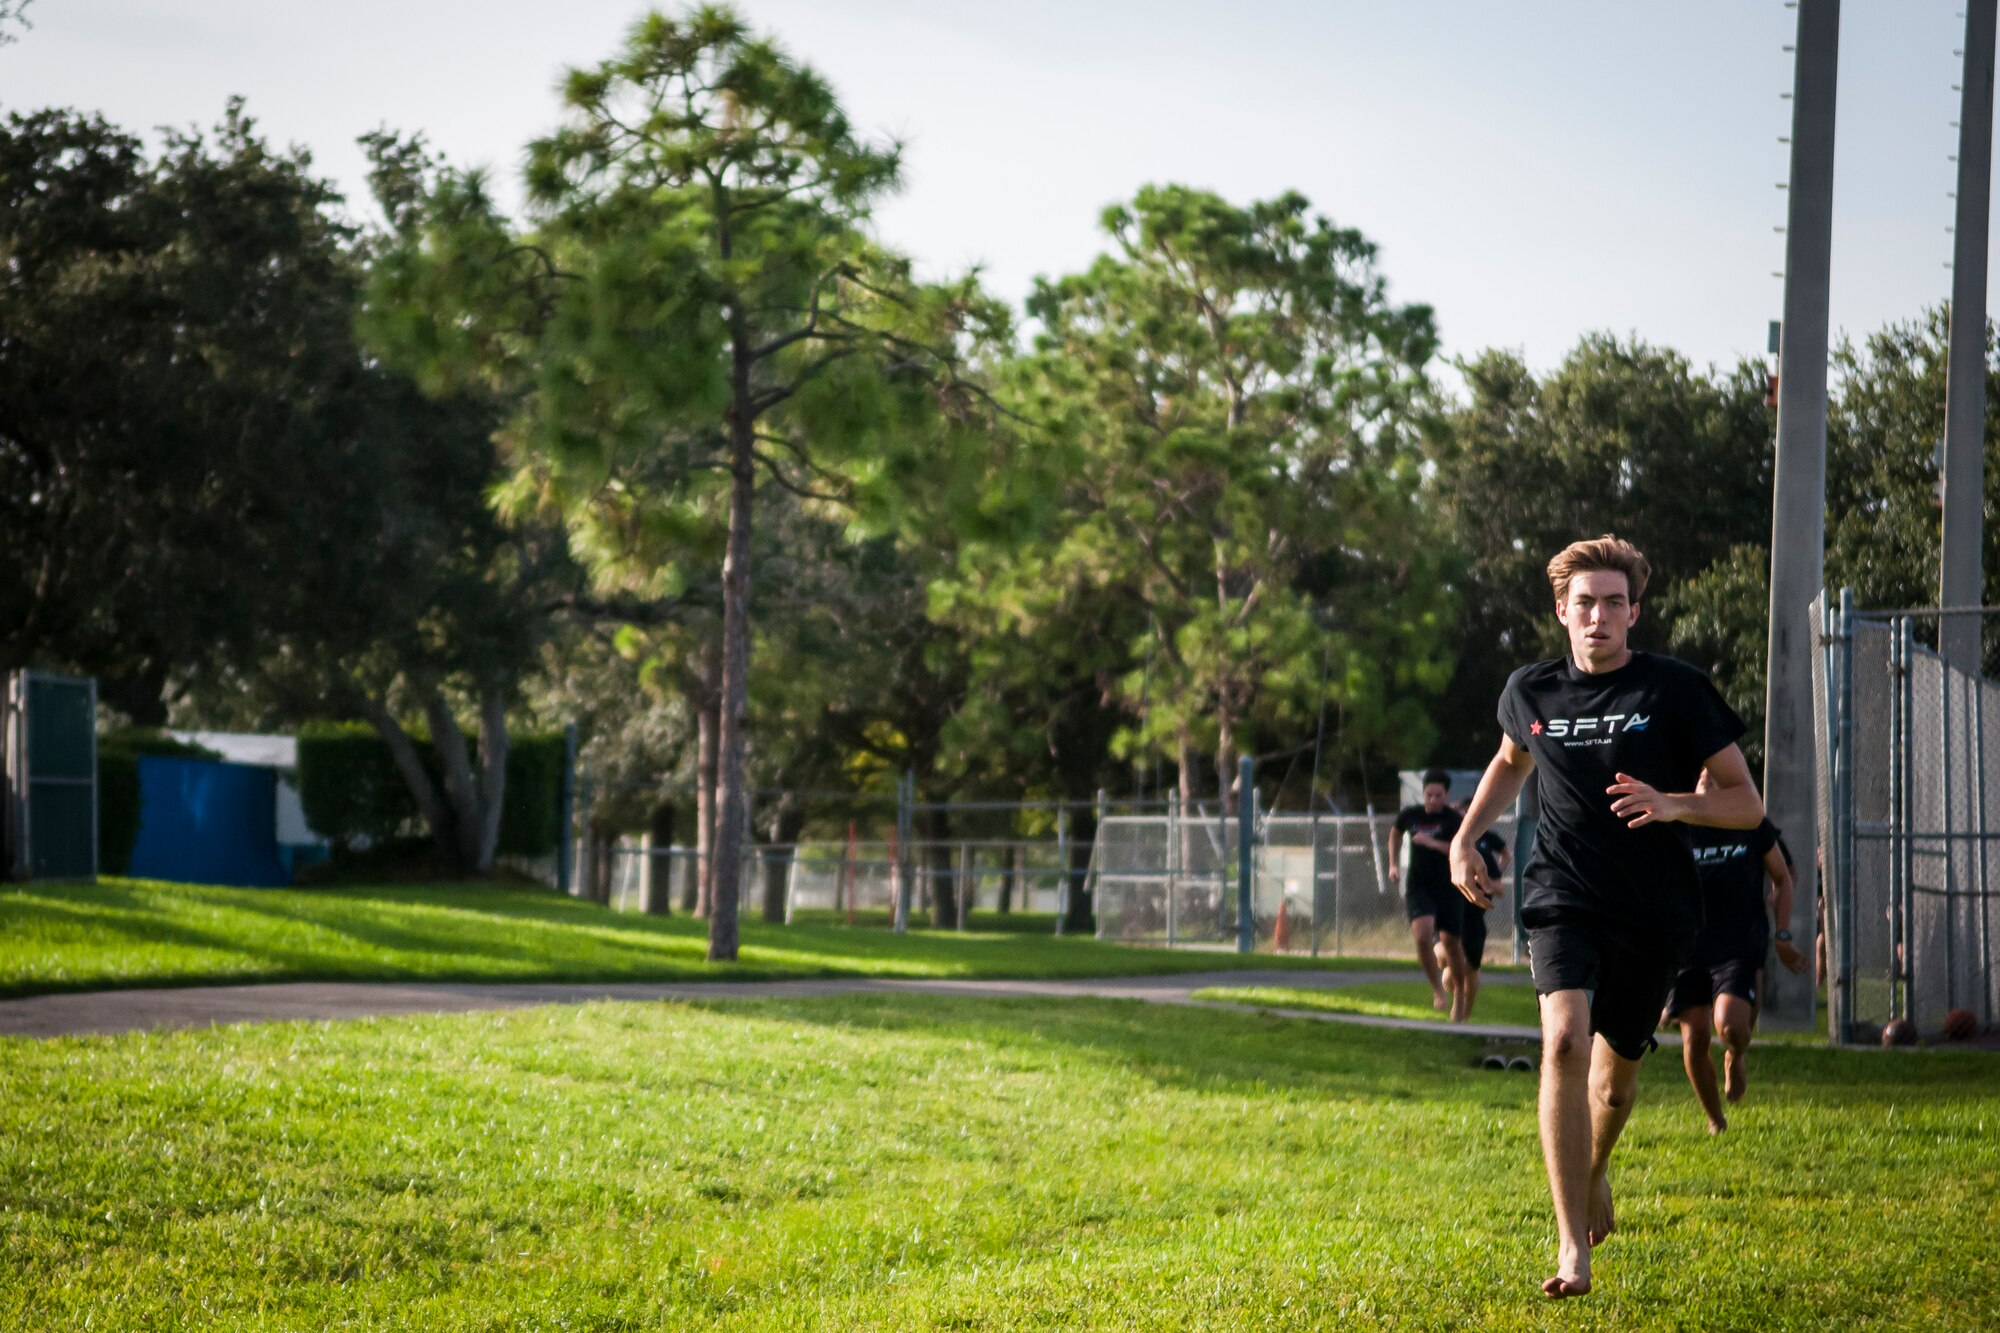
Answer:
[{"left": 127, "top": 756, "right": 293, "bottom": 888}]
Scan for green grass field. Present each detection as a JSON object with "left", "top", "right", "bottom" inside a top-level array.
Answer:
[
  {"left": 0, "top": 879, "right": 1387, "bottom": 997},
  {"left": 3, "top": 994, "right": 1995, "bottom": 1330}
]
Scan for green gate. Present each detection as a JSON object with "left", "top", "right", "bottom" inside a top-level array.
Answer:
[{"left": 5, "top": 671, "right": 98, "bottom": 880}]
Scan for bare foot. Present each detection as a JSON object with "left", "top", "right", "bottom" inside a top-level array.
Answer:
[
  {"left": 1542, "top": 1247, "right": 1592, "bottom": 1299},
  {"left": 1432, "top": 987, "right": 1449, "bottom": 1011},
  {"left": 1706, "top": 1113, "right": 1728, "bottom": 1135},
  {"left": 1723, "top": 1049, "right": 1747, "bottom": 1103},
  {"left": 1587, "top": 1174, "right": 1616, "bottom": 1248}
]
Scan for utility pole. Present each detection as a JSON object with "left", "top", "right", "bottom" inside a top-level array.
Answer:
[
  {"left": 1762, "top": 0, "right": 1840, "bottom": 1027},
  {"left": 1943, "top": 0, "right": 1996, "bottom": 670}
]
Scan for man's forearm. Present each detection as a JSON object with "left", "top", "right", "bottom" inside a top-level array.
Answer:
[
  {"left": 1674, "top": 782, "right": 1763, "bottom": 830},
  {"left": 1769, "top": 871, "right": 1795, "bottom": 933}
]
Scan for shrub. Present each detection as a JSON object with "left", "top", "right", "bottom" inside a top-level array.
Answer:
[
  {"left": 499, "top": 732, "right": 567, "bottom": 858},
  {"left": 295, "top": 722, "right": 413, "bottom": 851},
  {"left": 296, "top": 723, "right": 566, "bottom": 859}
]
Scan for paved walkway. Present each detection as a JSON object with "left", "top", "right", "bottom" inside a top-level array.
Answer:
[{"left": 0, "top": 969, "right": 1550, "bottom": 1042}]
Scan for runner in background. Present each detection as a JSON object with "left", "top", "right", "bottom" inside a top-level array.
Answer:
[
  {"left": 1665, "top": 820, "right": 1807, "bottom": 1133},
  {"left": 1391, "top": 772, "right": 1470, "bottom": 1018},
  {"left": 1447, "top": 797, "right": 1510, "bottom": 1021}
]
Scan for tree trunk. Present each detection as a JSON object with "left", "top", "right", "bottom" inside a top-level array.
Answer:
[
  {"left": 422, "top": 686, "right": 487, "bottom": 875},
  {"left": 579, "top": 824, "right": 601, "bottom": 903},
  {"left": 926, "top": 806, "right": 955, "bottom": 928},
  {"left": 1177, "top": 731, "right": 1201, "bottom": 885},
  {"left": 357, "top": 692, "right": 462, "bottom": 875},
  {"left": 595, "top": 824, "right": 617, "bottom": 906},
  {"left": 1063, "top": 815, "right": 1095, "bottom": 934},
  {"left": 708, "top": 356, "right": 757, "bottom": 962},
  {"left": 998, "top": 844, "right": 1016, "bottom": 914},
  {"left": 1214, "top": 701, "right": 1238, "bottom": 813},
  {"left": 645, "top": 801, "right": 676, "bottom": 916},
  {"left": 761, "top": 800, "right": 806, "bottom": 924},
  {"left": 473, "top": 685, "right": 509, "bottom": 875},
  {"left": 690, "top": 687, "right": 718, "bottom": 917}
]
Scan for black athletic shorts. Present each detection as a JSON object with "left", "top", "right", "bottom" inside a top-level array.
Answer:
[
  {"left": 1665, "top": 954, "right": 1762, "bottom": 1018},
  {"left": 1525, "top": 910, "right": 1691, "bottom": 1061},
  {"left": 1459, "top": 906, "right": 1488, "bottom": 970},
  {"left": 1405, "top": 879, "right": 1464, "bottom": 935}
]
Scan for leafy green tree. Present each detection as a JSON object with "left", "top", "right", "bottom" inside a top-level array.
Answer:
[
  {"left": 944, "top": 186, "right": 1446, "bottom": 820},
  {"left": 0, "top": 105, "right": 363, "bottom": 713},
  {"left": 368, "top": 7, "right": 992, "bottom": 957},
  {"left": 1428, "top": 337, "right": 1774, "bottom": 764}
]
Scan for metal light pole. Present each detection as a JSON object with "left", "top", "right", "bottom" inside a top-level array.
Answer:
[
  {"left": 1943, "top": 0, "right": 1997, "bottom": 671},
  {"left": 1762, "top": 0, "right": 1841, "bottom": 1026}
]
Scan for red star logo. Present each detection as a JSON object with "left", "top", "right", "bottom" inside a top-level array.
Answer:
[{"left": 1530, "top": 720, "right": 1545, "bottom": 735}]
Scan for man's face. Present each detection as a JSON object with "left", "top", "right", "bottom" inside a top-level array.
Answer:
[
  {"left": 1556, "top": 569, "right": 1639, "bottom": 666},
  {"left": 1422, "top": 782, "right": 1448, "bottom": 813}
]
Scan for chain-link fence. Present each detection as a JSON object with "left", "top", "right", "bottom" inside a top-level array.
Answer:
[
  {"left": 1816, "top": 592, "right": 2000, "bottom": 1040},
  {"left": 566, "top": 769, "right": 1528, "bottom": 957},
  {"left": 1090, "top": 799, "right": 1521, "bottom": 958}
]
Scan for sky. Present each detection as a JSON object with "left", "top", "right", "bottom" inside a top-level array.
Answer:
[{"left": 1, "top": 1, "right": 1983, "bottom": 377}]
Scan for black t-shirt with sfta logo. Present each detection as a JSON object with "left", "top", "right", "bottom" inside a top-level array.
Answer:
[
  {"left": 1394, "top": 804, "right": 1463, "bottom": 897},
  {"left": 1498, "top": 652, "right": 1746, "bottom": 942},
  {"left": 1686, "top": 819, "right": 1787, "bottom": 962}
]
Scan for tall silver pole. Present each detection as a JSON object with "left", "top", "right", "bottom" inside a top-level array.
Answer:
[
  {"left": 1943, "top": 1, "right": 1996, "bottom": 672},
  {"left": 1762, "top": 0, "right": 1841, "bottom": 1027}
]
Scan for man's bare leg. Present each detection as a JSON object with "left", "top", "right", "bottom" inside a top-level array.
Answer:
[
  {"left": 1439, "top": 932, "right": 1473, "bottom": 1022},
  {"left": 1715, "top": 994, "right": 1755, "bottom": 1103},
  {"left": 1676, "top": 1007, "right": 1726, "bottom": 1133},
  {"left": 1460, "top": 964, "right": 1483, "bottom": 1020},
  {"left": 1411, "top": 916, "right": 1447, "bottom": 1009},
  {"left": 1586, "top": 1036, "right": 1643, "bottom": 1250},
  {"left": 1538, "top": 990, "right": 1594, "bottom": 1297}
]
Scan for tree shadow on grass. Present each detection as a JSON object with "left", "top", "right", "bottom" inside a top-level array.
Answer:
[
  {"left": 672, "top": 991, "right": 2000, "bottom": 1111},
  {"left": 675, "top": 992, "right": 1493, "bottom": 1102}
]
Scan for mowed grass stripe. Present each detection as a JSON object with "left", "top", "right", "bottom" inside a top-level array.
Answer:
[
  {"left": 1, "top": 996, "right": 1995, "bottom": 1329},
  {"left": 0, "top": 880, "right": 1390, "bottom": 997},
  {"left": 1196, "top": 979, "right": 1546, "bottom": 1028}
]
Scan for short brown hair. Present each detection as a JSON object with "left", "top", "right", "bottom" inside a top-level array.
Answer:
[{"left": 1547, "top": 535, "right": 1650, "bottom": 604}]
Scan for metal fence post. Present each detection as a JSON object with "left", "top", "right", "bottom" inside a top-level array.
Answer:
[
  {"left": 1892, "top": 617, "right": 1911, "bottom": 1024},
  {"left": 1054, "top": 804, "right": 1069, "bottom": 936},
  {"left": 1976, "top": 642, "right": 1993, "bottom": 1028},
  {"left": 956, "top": 841, "right": 971, "bottom": 931},
  {"left": 1329, "top": 796, "right": 1344, "bottom": 959},
  {"left": 892, "top": 771, "right": 912, "bottom": 933},
  {"left": 1236, "top": 755, "right": 1255, "bottom": 953},
  {"left": 1309, "top": 798, "right": 1322, "bottom": 959},
  {"left": 1834, "top": 588, "right": 1856, "bottom": 1039},
  {"left": 1942, "top": 620, "right": 1958, "bottom": 1015}
]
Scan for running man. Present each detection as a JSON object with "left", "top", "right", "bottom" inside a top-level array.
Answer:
[
  {"left": 1448, "top": 535, "right": 1764, "bottom": 1299},
  {"left": 1390, "top": 771, "right": 1471, "bottom": 1019},
  {"left": 1446, "top": 798, "right": 1511, "bottom": 1021},
  {"left": 1666, "top": 820, "right": 1807, "bottom": 1133}
]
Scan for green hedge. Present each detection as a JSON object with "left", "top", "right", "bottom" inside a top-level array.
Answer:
[
  {"left": 297, "top": 723, "right": 566, "bottom": 859},
  {"left": 295, "top": 722, "right": 412, "bottom": 850},
  {"left": 498, "top": 733, "right": 566, "bottom": 858},
  {"left": 97, "top": 731, "right": 224, "bottom": 876}
]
